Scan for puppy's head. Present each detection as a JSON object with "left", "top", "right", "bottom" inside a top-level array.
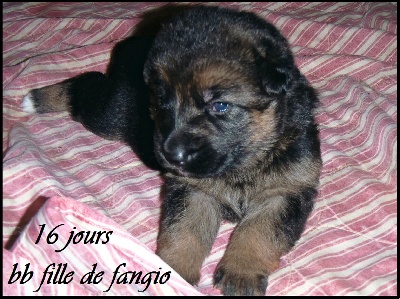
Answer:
[{"left": 143, "top": 6, "right": 310, "bottom": 178}]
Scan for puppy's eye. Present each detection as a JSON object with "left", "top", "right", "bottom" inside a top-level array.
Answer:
[{"left": 211, "top": 102, "right": 229, "bottom": 113}]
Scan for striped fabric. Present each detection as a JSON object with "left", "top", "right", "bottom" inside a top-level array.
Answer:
[{"left": 3, "top": 2, "right": 397, "bottom": 296}]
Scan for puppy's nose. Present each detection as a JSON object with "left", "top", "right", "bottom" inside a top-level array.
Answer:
[{"left": 163, "top": 144, "right": 191, "bottom": 166}]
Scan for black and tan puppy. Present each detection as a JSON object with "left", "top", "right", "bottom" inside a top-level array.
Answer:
[{"left": 22, "top": 4, "right": 322, "bottom": 296}]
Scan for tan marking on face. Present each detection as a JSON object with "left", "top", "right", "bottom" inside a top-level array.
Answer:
[
  {"left": 156, "top": 63, "right": 171, "bottom": 86},
  {"left": 192, "top": 61, "right": 253, "bottom": 96},
  {"left": 247, "top": 101, "right": 278, "bottom": 155}
]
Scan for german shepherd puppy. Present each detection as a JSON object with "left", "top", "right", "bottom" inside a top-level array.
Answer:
[{"left": 22, "top": 4, "right": 322, "bottom": 295}]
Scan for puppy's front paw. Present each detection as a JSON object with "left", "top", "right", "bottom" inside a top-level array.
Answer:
[
  {"left": 214, "top": 266, "right": 268, "bottom": 296},
  {"left": 156, "top": 233, "right": 204, "bottom": 286},
  {"left": 158, "top": 251, "right": 202, "bottom": 286}
]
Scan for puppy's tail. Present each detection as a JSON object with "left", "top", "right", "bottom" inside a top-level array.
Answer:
[{"left": 22, "top": 78, "right": 75, "bottom": 114}]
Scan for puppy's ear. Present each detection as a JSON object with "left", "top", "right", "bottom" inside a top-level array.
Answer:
[
  {"left": 261, "top": 61, "right": 292, "bottom": 95},
  {"left": 255, "top": 33, "right": 295, "bottom": 96}
]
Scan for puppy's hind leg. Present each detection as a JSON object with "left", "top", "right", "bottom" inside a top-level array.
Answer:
[
  {"left": 22, "top": 72, "right": 125, "bottom": 140},
  {"left": 21, "top": 36, "right": 155, "bottom": 138},
  {"left": 21, "top": 36, "right": 160, "bottom": 169},
  {"left": 22, "top": 78, "right": 75, "bottom": 114},
  {"left": 22, "top": 71, "right": 109, "bottom": 114}
]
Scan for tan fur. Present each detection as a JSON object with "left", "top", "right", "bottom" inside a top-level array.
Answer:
[
  {"left": 214, "top": 196, "right": 289, "bottom": 296},
  {"left": 192, "top": 61, "right": 256, "bottom": 98},
  {"left": 178, "top": 154, "right": 320, "bottom": 213},
  {"left": 33, "top": 82, "right": 71, "bottom": 113},
  {"left": 248, "top": 101, "right": 278, "bottom": 151},
  {"left": 156, "top": 183, "right": 221, "bottom": 284},
  {"left": 157, "top": 232, "right": 207, "bottom": 284}
]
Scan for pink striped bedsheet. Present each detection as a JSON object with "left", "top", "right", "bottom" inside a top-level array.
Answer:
[{"left": 3, "top": 2, "right": 397, "bottom": 296}]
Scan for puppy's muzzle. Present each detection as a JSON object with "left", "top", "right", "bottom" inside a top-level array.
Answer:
[
  {"left": 157, "top": 129, "right": 228, "bottom": 177},
  {"left": 163, "top": 134, "right": 199, "bottom": 167}
]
